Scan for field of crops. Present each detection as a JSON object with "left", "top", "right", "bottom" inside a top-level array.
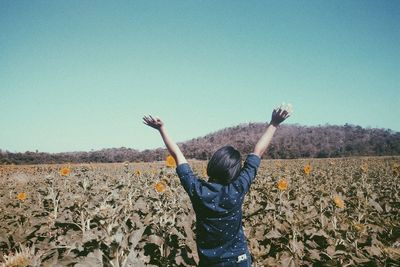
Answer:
[{"left": 0, "top": 156, "right": 399, "bottom": 266}]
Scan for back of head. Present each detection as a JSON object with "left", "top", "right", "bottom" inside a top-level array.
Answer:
[{"left": 207, "top": 146, "right": 242, "bottom": 185}]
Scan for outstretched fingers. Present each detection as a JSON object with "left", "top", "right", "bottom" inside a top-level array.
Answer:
[
  {"left": 283, "top": 112, "right": 290, "bottom": 119},
  {"left": 143, "top": 114, "right": 163, "bottom": 129},
  {"left": 142, "top": 115, "right": 151, "bottom": 125},
  {"left": 143, "top": 115, "right": 156, "bottom": 126}
]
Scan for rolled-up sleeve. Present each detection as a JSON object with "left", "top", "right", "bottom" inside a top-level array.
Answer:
[
  {"left": 176, "top": 163, "right": 198, "bottom": 197},
  {"left": 234, "top": 154, "right": 261, "bottom": 193}
]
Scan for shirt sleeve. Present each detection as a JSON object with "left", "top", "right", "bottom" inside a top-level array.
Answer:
[
  {"left": 233, "top": 153, "right": 261, "bottom": 193},
  {"left": 176, "top": 163, "right": 198, "bottom": 198}
]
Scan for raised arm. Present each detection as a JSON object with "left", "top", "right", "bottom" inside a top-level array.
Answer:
[
  {"left": 143, "top": 115, "right": 187, "bottom": 165},
  {"left": 252, "top": 104, "right": 292, "bottom": 158}
]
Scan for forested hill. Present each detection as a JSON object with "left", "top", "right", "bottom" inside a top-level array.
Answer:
[
  {"left": 181, "top": 123, "right": 400, "bottom": 159},
  {"left": 1, "top": 123, "right": 400, "bottom": 164}
]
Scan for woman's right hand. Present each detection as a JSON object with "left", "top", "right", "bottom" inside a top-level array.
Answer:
[
  {"left": 270, "top": 103, "right": 292, "bottom": 126},
  {"left": 143, "top": 115, "right": 164, "bottom": 130}
]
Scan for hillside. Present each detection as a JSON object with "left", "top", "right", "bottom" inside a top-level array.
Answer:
[
  {"left": 180, "top": 123, "right": 400, "bottom": 159},
  {"left": 1, "top": 123, "right": 400, "bottom": 164}
]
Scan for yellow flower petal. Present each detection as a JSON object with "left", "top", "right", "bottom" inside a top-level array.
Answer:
[
  {"left": 60, "top": 166, "right": 71, "bottom": 176},
  {"left": 277, "top": 179, "right": 288, "bottom": 191},
  {"left": 333, "top": 195, "right": 345, "bottom": 209},
  {"left": 155, "top": 181, "right": 167, "bottom": 193},
  {"left": 17, "top": 192, "right": 27, "bottom": 201},
  {"left": 303, "top": 164, "right": 312, "bottom": 175},
  {"left": 165, "top": 155, "right": 176, "bottom": 168}
]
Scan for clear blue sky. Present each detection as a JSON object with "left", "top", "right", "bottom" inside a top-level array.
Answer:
[{"left": 1, "top": 0, "right": 399, "bottom": 153}]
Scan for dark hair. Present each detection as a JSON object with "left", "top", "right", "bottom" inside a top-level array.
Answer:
[{"left": 207, "top": 146, "right": 242, "bottom": 185}]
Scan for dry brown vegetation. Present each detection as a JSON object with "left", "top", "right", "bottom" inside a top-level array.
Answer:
[{"left": 0, "top": 157, "right": 399, "bottom": 266}]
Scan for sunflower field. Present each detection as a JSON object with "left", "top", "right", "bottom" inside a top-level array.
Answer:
[{"left": 0, "top": 156, "right": 399, "bottom": 266}]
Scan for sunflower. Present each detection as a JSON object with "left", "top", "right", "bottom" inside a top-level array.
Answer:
[
  {"left": 3, "top": 251, "right": 30, "bottom": 267},
  {"left": 354, "top": 223, "right": 365, "bottom": 232},
  {"left": 155, "top": 181, "right": 167, "bottom": 193},
  {"left": 277, "top": 179, "right": 288, "bottom": 191},
  {"left": 165, "top": 155, "right": 176, "bottom": 168},
  {"left": 2, "top": 244, "right": 39, "bottom": 267},
  {"left": 333, "top": 195, "right": 345, "bottom": 209},
  {"left": 17, "top": 192, "right": 27, "bottom": 201},
  {"left": 392, "top": 164, "right": 400, "bottom": 177},
  {"left": 60, "top": 166, "right": 71, "bottom": 176},
  {"left": 303, "top": 164, "right": 312, "bottom": 175},
  {"left": 360, "top": 163, "right": 368, "bottom": 173}
]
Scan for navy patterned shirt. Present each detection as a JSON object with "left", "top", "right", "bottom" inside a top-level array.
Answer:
[{"left": 176, "top": 154, "right": 261, "bottom": 264}]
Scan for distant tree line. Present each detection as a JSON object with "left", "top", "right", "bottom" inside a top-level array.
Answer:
[{"left": 1, "top": 123, "right": 399, "bottom": 165}]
